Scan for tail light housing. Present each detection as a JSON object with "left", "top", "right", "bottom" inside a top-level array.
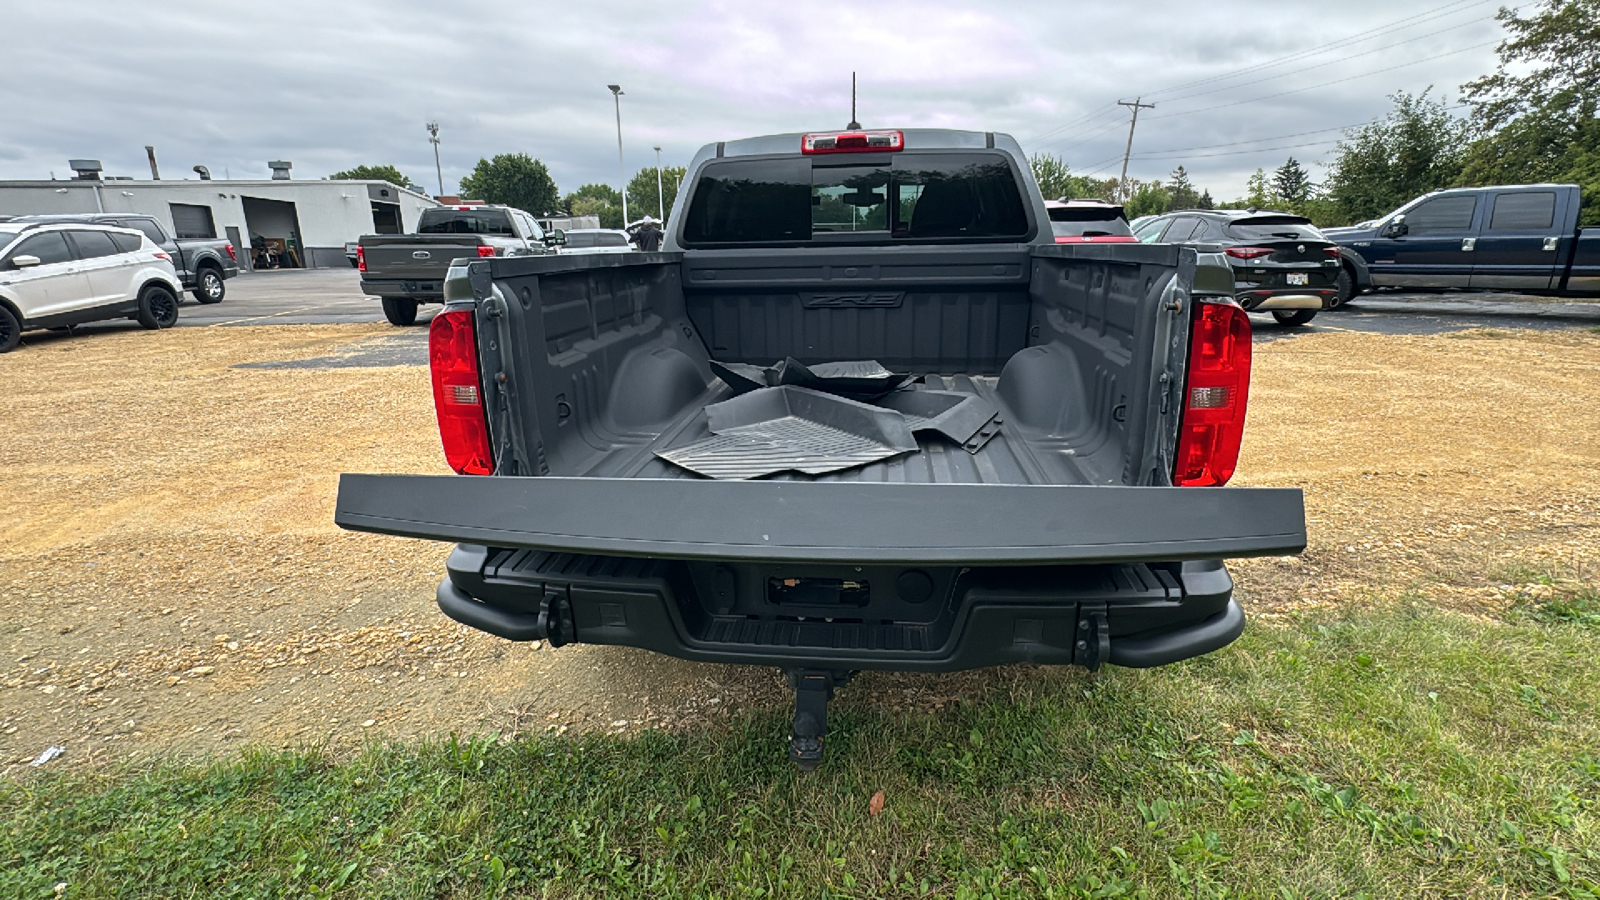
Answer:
[
  {"left": 801, "top": 130, "right": 904, "bottom": 154},
  {"left": 429, "top": 308, "right": 494, "bottom": 475},
  {"left": 356, "top": 245, "right": 366, "bottom": 272},
  {"left": 476, "top": 245, "right": 497, "bottom": 258},
  {"left": 224, "top": 244, "right": 237, "bottom": 262},
  {"left": 1323, "top": 246, "right": 1342, "bottom": 259},
  {"left": 153, "top": 250, "right": 171, "bottom": 262},
  {"left": 1174, "top": 301, "right": 1251, "bottom": 487},
  {"left": 1225, "top": 247, "right": 1274, "bottom": 260}
]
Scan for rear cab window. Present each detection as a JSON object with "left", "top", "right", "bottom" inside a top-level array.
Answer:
[
  {"left": 1488, "top": 192, "right": 1556, "bottom": 231},
  {"left": 1224, "top": 216, "right": 1323, "bottom": 241},
  {"left": 681, "top": 151, "right": 1031, "bottom": 246},
  {"left": 1048, "top": 206, "right": 1133, "bottom": 239},
  {"left": 418, "top": 208, "right": 515, "bottom": 236}
]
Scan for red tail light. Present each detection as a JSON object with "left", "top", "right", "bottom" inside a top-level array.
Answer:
[
  {"left": 1323, "top": 246, "right": 1342, "bottom": 259},
  {"left": 224, "top": 244, "right": 237, "bottom": 262},
  {"left": 476, "top": 245, "right": 497, "bottom": 257},
  {"left": 1174, "top": 301, "right": 1252, "bottom": 487},
  {"left": 356, "top": 245, "right": 366, "bottom": 272},
  {"left": 429, "top": 308, "right": 494, "bottom": 475},
  {"left": 801, "top": 130, "right": 904, "bottom": 154},
  {"left": 1225, "top": 247, "right": 1274, "bottom": 260},
  {"left": 153, "top": 250, "right": 171, "bottom": 262}
]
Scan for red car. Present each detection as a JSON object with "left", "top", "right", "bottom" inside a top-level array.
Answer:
[{"left": 1045, "top": 199, "right": 1139, "bottom": 244}]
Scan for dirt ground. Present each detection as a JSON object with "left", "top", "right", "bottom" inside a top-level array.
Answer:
[{"left": 1, "top": 324, "right": 1597, "bottom": 774}]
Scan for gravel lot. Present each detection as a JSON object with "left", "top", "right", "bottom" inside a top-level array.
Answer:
[{"left": 1, "top": 321, "right": 1597, "bottom": 774}]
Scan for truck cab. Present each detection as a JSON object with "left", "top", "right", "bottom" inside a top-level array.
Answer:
[{"left": 1325, "top": 184, "right": 1600, "bottom": 295}]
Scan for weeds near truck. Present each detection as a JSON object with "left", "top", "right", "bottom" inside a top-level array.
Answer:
[{"left": 4, "top": 599, "right": 1598, "bottom": 897}]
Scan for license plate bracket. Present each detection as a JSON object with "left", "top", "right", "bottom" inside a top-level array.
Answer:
[{"left": 1287, "top": 272, "right": 1309, "bottom": 286}]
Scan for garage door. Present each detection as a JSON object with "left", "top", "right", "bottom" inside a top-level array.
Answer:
[{"left": 169, "top": 203, "right": 217, "bottom": 239}]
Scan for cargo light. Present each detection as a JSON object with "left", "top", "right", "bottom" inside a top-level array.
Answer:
[
  {"left": 475, "top": 246, "right": 497, "bottom": 257},
  {"left": 1225, "top": 247, "right": 1274, "bottom": 260},
  {"left": 356, "top": 245, "right": 366, "bottom": 272},
  {"left": 429, "top": 308, "right": 494, "bottom": 475},
  {"left": 1174, "top": 300, "right": 1251, "bottom": 487},
  {"left": 801, "top": 130, "right": 904, "bottom": 154}
]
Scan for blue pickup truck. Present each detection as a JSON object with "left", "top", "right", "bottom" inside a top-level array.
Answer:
[{"left": 1324, "top": 184, "right": 1600, "bottom": 298}]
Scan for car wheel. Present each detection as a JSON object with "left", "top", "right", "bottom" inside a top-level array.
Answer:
[
  {"left": 136, "top": 285, "right": 180, "bottom": 330},
  {"left": 1329, "top": 268, "right": 1355, "bottom": 309},
  {"left": 382, "top": 297, "right": 420, "bottom": 327},
  {"left": 0, "top": 306, "right": 20, "bottom": 353},
  {"left": 1271, "top": 309, "right": 1317, "bottom": 327},
  {"left": 193, "top": 267, "right": 226, "bottom": 304}
]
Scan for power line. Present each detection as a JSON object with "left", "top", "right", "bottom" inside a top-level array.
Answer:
[
  {"left": 1139, "top": 0, "right": 1492, "bottom": 99},
  {"left": 1152, "top": 11, "right": 1502, "bottom": 106},
  {"left": 1141, "top": 40, "right": 1499, "bottom": 122},
  {"left": 1023, "top": 0, "right": 1490, "bottom": 145}
]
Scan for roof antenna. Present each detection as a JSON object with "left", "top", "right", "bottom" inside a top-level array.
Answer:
[{"left": 847, "top": 71, "right": 861, "bottom": 130}]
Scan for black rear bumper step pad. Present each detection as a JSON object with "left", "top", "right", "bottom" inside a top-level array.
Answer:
[
  {"left": 335, "top": 474, "right": 1307, "bottom": 566},
  {"left": 437, "top": 544, "right": 1246, "bottom": 671}
]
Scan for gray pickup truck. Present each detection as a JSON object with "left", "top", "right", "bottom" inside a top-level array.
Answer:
[
  {"left": 13, "top": 213, "right": 239, "bottom": 303},
  {"left": 335, "top": 128, "right": 1307, "bottom": 768},
  {"left": 359, "top": 205, "right": 559, "bottom": 326}
]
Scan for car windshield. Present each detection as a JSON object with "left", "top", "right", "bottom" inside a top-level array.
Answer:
[
  {"left": 682, "top": 151, "right": 1029, "bottom": 245},
  {"left": 1048, "top": 207, "right": 1132, "bottom": 238},
  {"left": 1225, "top": 216, "right": 1324, "bottom": 241},
  {"left": 417, "top": 209, "right": 515, "bottom": 235}
]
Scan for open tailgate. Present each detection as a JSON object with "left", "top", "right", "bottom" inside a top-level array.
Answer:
[{"left": 335, "top": 474, "right": 1305, "bottom": 565}]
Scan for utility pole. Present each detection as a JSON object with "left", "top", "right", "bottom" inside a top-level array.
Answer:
[
  {"left": 608, "top": 85, "right": 628, "bottom": 226},
  {"left": 1116, "top": 98, "right": 1155, "bottom": 201},
  {"left": 653, "top": 146, "right": 664, "bottom": 219},
  {"left": 426, "top": 122, "right": 443, "bottom": 197}
]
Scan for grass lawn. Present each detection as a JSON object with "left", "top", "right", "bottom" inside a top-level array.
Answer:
[{"left": 4, "top": 587, "right": 1598, "bottom": 899}]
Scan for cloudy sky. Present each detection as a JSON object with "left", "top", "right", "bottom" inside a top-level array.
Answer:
[{"left": 4, "top": 0, "right": 1509, "bottom": 201}]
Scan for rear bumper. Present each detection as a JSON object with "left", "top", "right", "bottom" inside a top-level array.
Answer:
[
  {"left": 436, "top": 544, "right": 1248, "bottom": 671},
  {"left": 359, "top": 278, "right": 445, "bottom": 300},
  {"left": 1238, "top": 290, "right": 1337, "bottom": 311}
]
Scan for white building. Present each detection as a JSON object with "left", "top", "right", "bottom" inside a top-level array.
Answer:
[{"left": 0, "top": 171, "right": 438, "bottom": 269}]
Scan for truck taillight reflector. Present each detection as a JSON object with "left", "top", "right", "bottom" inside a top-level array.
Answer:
[
  {"left": 1175, "top": 301, "right": 1251, "bottom": 487},
  {"left": 801, "top": 130, "right": 904, "bottom": 154},
  {"left": 429, "top": 308, "right": 493, "bottom": 475},
  {"left": 476, "top": 246, "right": 497, "bottom": 257},
  {"left": 356, "top": 245, "right": 366, "bottom": 273},
  {"left": 225, "top": 244, "right": 237, "bottom": 262}
]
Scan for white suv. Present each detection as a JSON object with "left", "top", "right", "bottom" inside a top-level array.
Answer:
[{"left": 0, "top": 223, "right": 183, "bottom": 352}]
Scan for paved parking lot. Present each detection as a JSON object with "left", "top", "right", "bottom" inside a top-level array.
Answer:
[{"left": 53, "top": 267, "right": 1600, "bottom": 351}]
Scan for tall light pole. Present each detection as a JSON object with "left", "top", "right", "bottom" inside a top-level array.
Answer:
[
  {"left": 653, "top": 146, "right": 664, "bottom": 219},
  {"left": 426, "top": 121, "right": 443, "bottom": 197},
  {"left": 607, "top": 85, "right": 628, "bottom": 226}
]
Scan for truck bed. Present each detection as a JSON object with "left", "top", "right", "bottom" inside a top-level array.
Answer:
[{"left": 580, "top": 374, "right": 1089, "bottom": 486}]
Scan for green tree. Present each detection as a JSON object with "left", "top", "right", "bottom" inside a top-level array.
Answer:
[
  {"left": 1322, "top": 90, "right": 1466, "bottom": 225},
  {"left": 1244, "top": 168, "right": 1278, "bottom": 209},
  {"left": 458, "top": 153, "right": 560, "bottom": 215},
  {"left": 1459, "top": 0, "right": 1600, "bottom": 224},
  {"left": 1197, "top": 189, "right": 1216, "bottom": 210},
  {"left": 1029, "top": 154, "right": 1101, "bottom": 201},
  {"left": 1123, "top": 181, "right": 1172, "bottom": 219},
  {"left": 329, "top": 165, "right": 424, "bottom": 192},
  {"left": 1273, "top": 157, "right": 1313, "bottom": 211},
  {"left": 562, "top": 184, "right": 625, "bottom": 229},
  {"left": 1166, "top": 166, "right": 1201, "bottom": 211},
  {"left": 627, "top": 165, "right": 687, "bottom": 221}
]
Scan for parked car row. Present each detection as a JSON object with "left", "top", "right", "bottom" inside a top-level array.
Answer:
[
  {"left": 8, "top": 213, "right": 238, "bottom": 304},
  {"left": 0, "top": 221, "right": 183, "bottom": 352}
]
